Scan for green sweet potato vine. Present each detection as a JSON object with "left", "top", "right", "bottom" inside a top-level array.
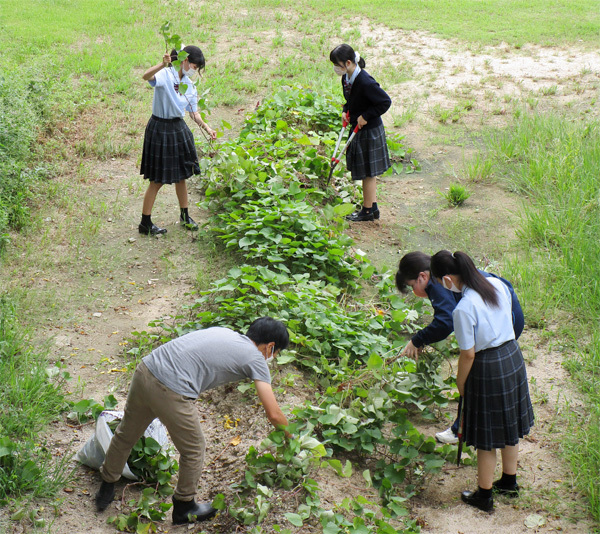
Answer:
[{"left": 125, "top": 84, "right": 460, "bottom": 533}]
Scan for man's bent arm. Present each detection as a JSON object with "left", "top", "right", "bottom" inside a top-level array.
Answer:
[{"left": 255, "top": 380, "right": 289, "bottom": 430}]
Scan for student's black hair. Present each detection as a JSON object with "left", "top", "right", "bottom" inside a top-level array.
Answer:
[
  {"left": 329, "top": 44, "right": 366, "bottom": 69},
  {"left": 395, "top": 251, "right": 432, "bottom": 293},
  {"left": 430, "top": 250, "right": 499, "bottom": 307},
  {"left": 170, "top": 45, "right": 206, "bottom": 70},
  {"left": 246, "top": 317, "right": 290, "bottom": 351}
]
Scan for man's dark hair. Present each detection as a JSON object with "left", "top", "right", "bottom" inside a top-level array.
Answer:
[{"left": 246, "top": 317, "right": 289, "bottom": 351}]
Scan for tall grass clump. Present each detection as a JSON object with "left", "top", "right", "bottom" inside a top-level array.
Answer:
[
  {"left": 0, "top": 298, "right": 73, "bottom": 500},
  {"left": 0, "top": 75, "right": 54, "bottom": 250},
  {"left": 483, "top": 112, "right": 600, "bottom": 519}
]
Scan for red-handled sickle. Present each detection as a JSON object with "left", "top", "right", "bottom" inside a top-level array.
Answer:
[{"left": 327, "top": 121, "right": 359, "bottom": 186}]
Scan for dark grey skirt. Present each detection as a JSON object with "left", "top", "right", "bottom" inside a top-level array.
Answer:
[
  {"left": 464, "top": 340, "right": 534, "bottom": 451},
  {"left": 345, "top": 123, "right": 390, "bottom": 181},
  {"left": 140, "top": 115, "right": 201, "bottom": 184}
]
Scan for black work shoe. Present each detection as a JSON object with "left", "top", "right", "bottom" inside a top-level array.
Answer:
[
  {"left": 493, "top": 480, "right": 520, "bottom": 497},
  {"left": 139, "top": 222, "right": 167, "bottom": 235},
  {"left": 172, "top": 497, "right": 217, "bottom": 524},
  {"left": 180, "top": 215, "right": 199, "bottom": 231},
  {"left": 95, "top": 481, "right": 115, "bottom": 512},
  {"left": 461, "top": 490, "right": 494, "bottom": 512},
  {"left": 346, "top": 207, "right": 375, "bottom": 222}
]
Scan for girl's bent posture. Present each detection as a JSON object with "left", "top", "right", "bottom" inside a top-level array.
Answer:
[
  {"left": 139, "top": 46, "right": 216, "bottom": 236},
  {"left": 430, "top": 250, "right": 534, "bottom": 512},
  {"left": 330, "top": 44, "right": 391, "bottom": 222}
]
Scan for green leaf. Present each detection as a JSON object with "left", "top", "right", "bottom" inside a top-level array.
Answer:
[
  {"left": 333, "top": 203, "right": 356, "bottom": 216},
  {"left": 212, "top": 493, "right": 226, "bottom": 510},
  {"left": 276, "top": 354, "right": 296, "bottom": 364},
  {"left": 525, "top": 514, "right": 546, "bottom": 528},
  {"left": 366, "top": 352, "right": 383, "bottom": 370},
  {"left": 342, "top": 460, "right": 353, "bottom": 477},
  {"left": 285, "top": 513, "right": 303, "bottom": 527}
]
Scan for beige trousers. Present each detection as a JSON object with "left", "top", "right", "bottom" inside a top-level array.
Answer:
[{"left": 99, "top": 362, "right": 205, "bottom": 501}]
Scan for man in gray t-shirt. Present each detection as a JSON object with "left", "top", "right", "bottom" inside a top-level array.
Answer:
[{"left": 95, "top": 317, "right": 290, "bottom": 525}]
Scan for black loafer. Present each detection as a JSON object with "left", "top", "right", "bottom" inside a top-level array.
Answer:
[
  {"left": 346, "top": 209, "right": 375, "bottom": 222},
  {"left": 95, "top": 481, "right": 115, "bottom": 512},
  {"left": 180, "top": 216, "right": 199, "bottom": 231},
  {"left": 461, "top": 490, "right": 494, "bottom": 512},
  {"left": 172, "top": 498, "right": 217, "bottom": 524},
  {"left": 139, "top": 223, "right": 167, "bottom": 235},
  {"left": 492, "top": 480, "right": 520, "bottom": 497}
]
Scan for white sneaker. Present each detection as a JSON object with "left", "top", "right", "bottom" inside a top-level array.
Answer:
[{"left": 435, "top": 427, "right": 459, "bottom": 444}]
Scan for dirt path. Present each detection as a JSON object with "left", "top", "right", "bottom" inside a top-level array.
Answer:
[{"left": 2, "top": 18, "right": 599, "bottom": 534}]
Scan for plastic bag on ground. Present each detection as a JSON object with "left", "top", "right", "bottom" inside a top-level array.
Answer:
[{"left": 75, "top": 410, "right": 169, "bottom": 480}]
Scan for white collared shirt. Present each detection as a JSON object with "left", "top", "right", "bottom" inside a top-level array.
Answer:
[{"left": 453, "top": 277, "right": 515, "bottom": 352}]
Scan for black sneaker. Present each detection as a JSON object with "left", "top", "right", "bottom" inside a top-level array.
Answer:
[
  {"left": 180, "top": 215, "right": 199, "bottom": 231},
  {"left": 461, "top": 489, "right": 494, "bottom": 512},
  {"left": 492, "top": 480, "right": 520, "bottom": 497},
  {"left": 139, "top": 222, "right": 167, "bottom": 235},
  {"left": 95, "top": 481, "right": 115, "bottom": 512}
]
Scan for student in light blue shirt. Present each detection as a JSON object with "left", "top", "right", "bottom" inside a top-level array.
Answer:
[
  {"left": 430, "top": 250, "right": 534, "bottom": 513},
  {"left": 138, "top": 46, "right": 217, "bottom": 236}
]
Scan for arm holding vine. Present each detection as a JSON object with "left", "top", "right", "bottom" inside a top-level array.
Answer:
[
  {"left": 254, "top": 380, "right": 290, "bottom": 437},
  {"left": 189, "top": 111, "right": 216, "bottom": 139}
]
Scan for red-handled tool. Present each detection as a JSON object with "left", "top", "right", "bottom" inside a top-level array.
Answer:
[{"left": 327, "top": 121, "right": 359, "bottom": 186}]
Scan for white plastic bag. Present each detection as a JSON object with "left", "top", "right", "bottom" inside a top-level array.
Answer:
[{"left": 76, "top": 410, "right": 169, "bottom": 480}]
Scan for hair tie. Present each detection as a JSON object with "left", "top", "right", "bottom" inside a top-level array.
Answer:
[{"left": 355, "top": 51, "right": 360, "bottom": 64}]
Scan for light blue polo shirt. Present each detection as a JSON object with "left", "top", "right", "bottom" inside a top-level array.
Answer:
[
  {"left": 149, "top": 67, "right": 198, "bottom": 119},
  {"left": 453, "top": 277, "right": 515, "bottom": 352}
]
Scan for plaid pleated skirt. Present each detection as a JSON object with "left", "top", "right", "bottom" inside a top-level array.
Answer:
[
  {"left": 463, "top": 340, "right": 534, "bottom": 451},
  {"left": 140, "top": 115, "right": 201, "bottom": 184},
  {"left": 346, "top": 123, "right": 391, "bottom": 181}
]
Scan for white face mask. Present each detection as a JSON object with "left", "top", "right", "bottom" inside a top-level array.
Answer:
[
  {"left": 265, "top": 346, "right": 274, "bottom": 364},
  {"left": 183, "top": 65, "right": 196, "bottom": 77},
  {"left": 333, "top": 65, "right": 346, "bottom": 76},
  {"left": 442, "top": 276, "right": 462, "bottom": 293}
]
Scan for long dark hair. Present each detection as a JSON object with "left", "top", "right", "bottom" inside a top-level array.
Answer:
[
  {"left": 329, "top": 44, "right": 366, "bottom": 69},
  {"left": 430, "top": 250, "right": 499, "bottom": 307},
  {"left": 395, "top": 251, "right": 431, "bottom": 293},
  {"left": 170, "top": 45, "right": 205, "bottom": 70}
]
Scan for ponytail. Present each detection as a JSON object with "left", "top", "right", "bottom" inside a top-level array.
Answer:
[{"left": 430, "top": 250, "right": 499, "bottom": 307}]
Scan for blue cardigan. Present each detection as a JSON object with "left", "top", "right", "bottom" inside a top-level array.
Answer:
[
  {"left": 411, "top": 272, "right": 524, "bottom": 348},
  {"left": 341, "top": 69, "right": 391, "bottom": 131}
]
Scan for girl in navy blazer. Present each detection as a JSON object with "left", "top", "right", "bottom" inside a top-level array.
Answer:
[{"left": 330, "top": 44, "right": 391, "bottom": 222}]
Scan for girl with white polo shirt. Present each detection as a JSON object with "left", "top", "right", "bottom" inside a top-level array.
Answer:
[
  {"left": 139, "top": 46, "right": 216, "bottom": 235},
  {"left": 430, "top": 250, "right": 534, "bottom": 512}
]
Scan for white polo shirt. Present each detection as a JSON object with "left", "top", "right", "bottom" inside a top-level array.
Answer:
[{"left": 149, "top": 66, "right": 197, "bottom": 119}]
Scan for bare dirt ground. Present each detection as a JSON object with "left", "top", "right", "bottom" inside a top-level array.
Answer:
[{"left": 2, "top": 18, "right": 599, "bottom": 534}]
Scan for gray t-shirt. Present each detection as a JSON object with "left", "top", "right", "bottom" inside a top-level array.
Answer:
[{"left": 142, "top": 327, "right": 271, "bottom": 398}]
